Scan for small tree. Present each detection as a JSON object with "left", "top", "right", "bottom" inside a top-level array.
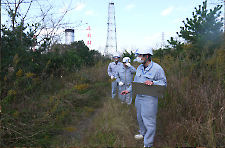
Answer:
[
  {"left": 122, "top": 50, "right": 136, "bottom": 62},
  {"left": 177, "top": 0, "right": 223, "bottom": 58}
]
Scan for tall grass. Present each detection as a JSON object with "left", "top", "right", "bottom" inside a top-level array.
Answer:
[
  {"left": 60, "top": 45, "right": 225, "bottom": 147},
  {"left": 2, "top": 46, "right": 224, "bottom": 147},
  {"left": 1, "top": 59, "right": 111, "bottom": 147},
  {"left": 155, "top": 46, "right": 225, "bottom": 147},
  {"left": 70, "top": 98, "right": 140, "bottom": 147}
]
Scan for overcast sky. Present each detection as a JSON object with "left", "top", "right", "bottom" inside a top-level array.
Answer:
[{"left": 1, "top": 0, "right": 224, "bottom": 54}]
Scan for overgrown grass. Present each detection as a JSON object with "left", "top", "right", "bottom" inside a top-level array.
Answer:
[
  {"left": 1, "top": 59, "right": 111, "bottom": 147},
  {"left": 72, "top": 47, "right": 225, "bottom": 147},
  {"left": 155, "top": 46, "right": 225, "bottom": 147},
  {"left": 2, "top": 46, "right": 224, "bottom": 147},
  {"left": 70, "top": 98, "right": 140, "bottom": 147}
]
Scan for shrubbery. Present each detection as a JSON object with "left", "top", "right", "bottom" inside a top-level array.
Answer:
[
  {"left": 152, "top": 1, "right": 224, "bottom": 146},
  {"left": 1, "top": 19, "right": 109, "bottom": 146}
]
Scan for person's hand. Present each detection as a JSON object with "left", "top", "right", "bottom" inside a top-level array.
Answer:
[
  {"left": 144, "top": 80, "right": 154, "bottom": 86},
  {"left": 119, "top": 82, "right": 124, "bottom": 86},
  {"left": 126, "top": 63, "right": 131, "bottom": 67},
  {"left": 111, "top": 76, "right": 114, "bottom": 79},
  {"left": 121, "top": 90, "right": 129, "bottom": 95}
]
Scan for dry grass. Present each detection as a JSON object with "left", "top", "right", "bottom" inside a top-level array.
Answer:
[
  {"left": 1, "top": 60, "right": 111, "bottom": 147},
  {"left": 72, "top": 98, "right": 141, "bottom": 147},
  {"left": 60, "top": 53, "right": 225, "bottom": 147},
  {"left": 2, "top": 48, "right": 224, "bottom": 147},
  {"left": 154, "top": 47, "right": 225, "bottom": 147}
]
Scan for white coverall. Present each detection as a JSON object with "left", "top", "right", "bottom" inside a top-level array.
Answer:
[
  {"left": 127, "top": 61, "right": 167, "bottom": 147},
  {"left": 115, "top": 64, "right": 136, "bottom": 104},
  {"left": 108, "top": 61, "right": 123, "bottom": 98}
]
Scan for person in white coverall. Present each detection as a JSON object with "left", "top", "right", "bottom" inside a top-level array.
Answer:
[
  {"left": 108, "top": 53, "right": 123, "bottom": 98},
  {"left": 115, "top": 57, "right": 136, "bottom": 105},
  {"left": 121, "top": 47, "right": 167, "bottom": 147}
]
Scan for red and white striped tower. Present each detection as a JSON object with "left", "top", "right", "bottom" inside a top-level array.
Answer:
[{"left": 87, "top": 26, "right": 92, "bottom": 50}]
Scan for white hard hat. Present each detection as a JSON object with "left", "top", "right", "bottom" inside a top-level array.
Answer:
[
  {"left": 113, "top": 52, "right": 120, "bottom": 58},
  {"left": 122, "top": 57, "right": 130, "bottom": 63},
  {"left": 135, "top": 46, "right": 153, "bottom": 55}
]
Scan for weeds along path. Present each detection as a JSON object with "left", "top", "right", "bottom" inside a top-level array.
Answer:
[
  {"left": 50, "top": 63, "right": 112, "bottom": 146},
  {"left": 53, "top": 107, "right": 103, "bottom": 146},
  {"left": 53, "top": 86, "right": 167, "bottom": 146},
  {"left": 51, "top": 63, "right": 166, "bottom": 147}
]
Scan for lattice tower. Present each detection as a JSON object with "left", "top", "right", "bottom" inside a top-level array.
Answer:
[{"left": 105, "top": 2, "right": 117, "bottom": 55}]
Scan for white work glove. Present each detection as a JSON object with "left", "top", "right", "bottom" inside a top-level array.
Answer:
[
  {"left": 111, "top": 76, "right": 114, "bottom": 79},
  {"left": 126, "top": 63, "right": 131, "bottom": 67},
  {"left": 119, "top": 82, "right": 124, "bottom": 86}
]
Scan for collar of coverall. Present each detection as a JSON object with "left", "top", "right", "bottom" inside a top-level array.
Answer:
[
  {"left": 114, "top": 62, "right": 122, "bottom": 65},
  {"left": 142, "top": 60, "right": 153, "bottom": 71}
]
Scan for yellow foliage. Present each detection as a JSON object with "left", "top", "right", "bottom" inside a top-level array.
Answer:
[
  {"left": 65, "top": 126, "right": 77, "bottom": 132},
  {"left": 74, "top": 84, "right": 89, "bottom": 90},
  {"left": 183, "top": 43, "right": 194, "bottom": 49},
  {"left": 215, "top": 49, "right": 225, "bottom": 64},
  {"left": 8, "top": 89, "right": 17, "bottom": 95},
  {"left": 25, "top": 72, "right": 35, "bottom": 78},
  {"left": 13, "top": 54, "right": 21, "bottom": 67},
  {"left": 50, "top": 73, "right": 54, "bottom": 79},
  {"left": 84, "top": 107, "right": 94, "bottom": 116},
  {"left": 47, "top": 59, "right": 51, "bottom": 65},
  {"left": 206, "top": 49, "right": 225, "bottom": 67},
  {"left": 16, "top": 69, "right": 23, "bottom": 77},
  {"left": 4, "top": 76, "right": 7, "bottom": 81},
  {"left": 49, "top": 96, "right": 54, "bottom": 103},
  {"left": 206, "top": 48, "right": 225, "bottom": 80}
]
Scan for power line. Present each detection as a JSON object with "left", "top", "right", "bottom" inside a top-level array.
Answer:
[{"left": 1, "top": 2, "right": 31, "bottom": 4}]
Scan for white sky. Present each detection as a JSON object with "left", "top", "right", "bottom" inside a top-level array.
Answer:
[{"left": 1, "top": 0, "right": 224, "bottom": 54}]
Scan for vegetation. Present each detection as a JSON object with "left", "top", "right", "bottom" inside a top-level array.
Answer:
[
  {"left": 1, "top": 50, "right": 110, "bottom": 146},
  {"left": 1, "top": 0, "right": 224, "bottom": 147},
  {"left": 1, "top": 13, "right": 109, "bottom": 146},
  {"left": 71, "top": 0, "right": 225, "bottom": 147},
  {"left": 122, "top": 50, "right": 136, "bottom": 62},
  {"left": 152, "top": 0, "right": 225, "bottom": 146}
]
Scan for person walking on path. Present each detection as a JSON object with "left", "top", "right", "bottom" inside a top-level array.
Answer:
[
  {"left": 121, "top": 47, "right": 167, "bottom": 147},
  {"left": 115, "top": 57, "right": 136, "bottom": 105},
  {"left": 108, "top": 53, "right": 123, "bottom": 99}
]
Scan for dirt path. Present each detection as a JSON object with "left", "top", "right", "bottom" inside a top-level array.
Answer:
[
  {"left": 53, "top": 91, "right": 165, "bottom": 147},
  {"left": 70, "top": 110, "right": 98, "bottom": 142},
  {"left": 52, "top": 107, "right": 101, "bottom": 146}
]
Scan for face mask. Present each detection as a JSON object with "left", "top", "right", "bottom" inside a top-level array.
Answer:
[
  {"left": 136, "top": 56, "right": 144, "bottom": 63},
  {"left": 114, "top": 57, "right": 119, "bottom": 62}
]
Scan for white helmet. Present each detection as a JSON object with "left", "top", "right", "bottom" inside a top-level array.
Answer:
[
  {"left": 135, "top": 46, "right": 153, "bottom": 55},
  {"left": 113, "top": 52, "right": 120, "bottom": 58},
  {"left": 122, "top": 57, "right": 130, "bottom": 63}
]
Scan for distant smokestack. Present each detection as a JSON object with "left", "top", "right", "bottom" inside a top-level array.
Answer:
[{"left": 65, "top": 29, "right": 74, "bottom": 44}]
